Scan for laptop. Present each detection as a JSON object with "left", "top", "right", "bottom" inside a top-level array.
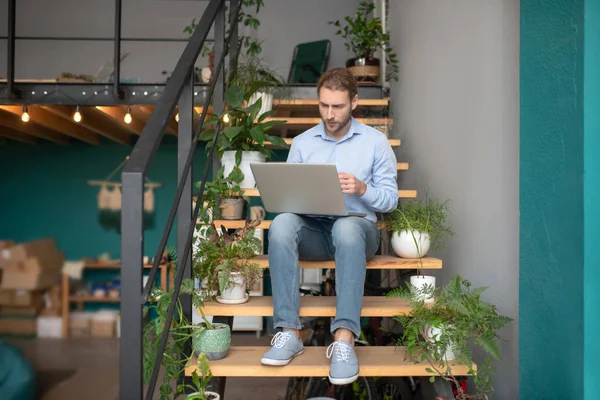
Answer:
[{"left": 249, "top": 162, "right": 367, "bottom": 217}]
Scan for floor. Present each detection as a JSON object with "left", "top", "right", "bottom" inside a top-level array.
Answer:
[{"left": 6, "top": 332, "right": 289, "bottom": 400}]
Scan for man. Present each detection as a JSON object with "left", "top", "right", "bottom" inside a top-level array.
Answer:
[{"left": 260, "top": 68, "right": 399, "bottom": 385}]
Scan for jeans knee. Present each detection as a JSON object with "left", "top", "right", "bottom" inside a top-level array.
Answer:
[
  {"left": 268, "top": 213, "right": 302, "bottom": 244},
  {"left": 331, "top": 217, "right": 367, "bottom": 248}
]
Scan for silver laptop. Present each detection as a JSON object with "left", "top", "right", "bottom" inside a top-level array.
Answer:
[{"left": 249, "top": 162, "right": 367, "bottom": 217}]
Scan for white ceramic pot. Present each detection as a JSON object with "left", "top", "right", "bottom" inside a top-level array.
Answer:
[
  {"left": 248, "top": 91, "right": 274, "bottom": 117},
  {"left": 410, "top": 275, "right": 436, "bottom": 303},
  {"left": 426, "top": 325, "right": 455, "bottom": 360},
  {"left": 220, "top": 272, "right": 247, "bottom": 301},
  {"left": 220, "top": 151, "right": 266, "bottom": 189},
  {"left": 391, "top": 230, "right": 431, "bottom": 258}
]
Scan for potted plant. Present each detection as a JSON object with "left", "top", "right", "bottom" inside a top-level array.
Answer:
[
  {"left": 193, "top": 220, "right": 263, "bottom": 305},
  {"left": 142, "top": 251, "right": 228, "bottom": 399},
  {"left": 199, "top": 84, "right": 288, "bottom": 188},
  {"left": 183, "top": 353, "right": 220, "bottom": 400},
  {"left": 329, "top": 1, "right": 399, "bottom": 83},
  {"left": 384, "top": 197, "right": 454, "bottom": 301},
  {"left": 196, "top": 165, "right": 247, "bottom": 221},
  {"left": 387, "top": 276, "right": 512, "bottom": 400}
]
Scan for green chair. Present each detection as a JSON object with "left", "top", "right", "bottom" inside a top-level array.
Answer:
[{"left": 288, "top": 40, "right": 331, "bottom": 84}]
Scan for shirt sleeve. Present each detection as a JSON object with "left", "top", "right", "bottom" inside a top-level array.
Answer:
[
  {"left": 359, "top": 138, "right": 399, "bottom": 213},
  {"left": 286, "top": 138, "right": 302, "bottom": 163}
]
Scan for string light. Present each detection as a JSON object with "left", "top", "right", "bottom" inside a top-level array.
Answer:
[
  {"left": 124, "top": 106, "right": 132, "bottom": 124},
  {"left": 21, "top": 105, "right": 30, "bottom": 122},
  {"left": 73, "top": 105, "right": 82, "bottom": 122},
  {"left": 222, "top": 113, "right": 230, "bottom": 124}
]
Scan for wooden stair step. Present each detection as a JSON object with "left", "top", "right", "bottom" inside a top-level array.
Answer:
[
  {"left": 238, "top": 188, "right": 415, "bottom": 198},
  {"left": 199, "top": 296, "right": 411, "bottom": 317},
  {"left": 280, "top": 137, "right": 400, "bottom": 147},
  {"left": 185, "top": 346, "right": 474, "bottom": 377},
  {"left": 213, "top": 219, "right": 398, "bottom": 231},
  {"left": 249, "top": 254, "right": 441, "bottom": 270},
  {"left": 262, "top": 117, "right": 392, "bottom": 129},
  {"left": 272, "top": 98, "right": 390, "bottom": 108}
]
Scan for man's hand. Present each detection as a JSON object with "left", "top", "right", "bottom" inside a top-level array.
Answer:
[{"left": 339, "top": 172, "right": 367, "bottom": 196}]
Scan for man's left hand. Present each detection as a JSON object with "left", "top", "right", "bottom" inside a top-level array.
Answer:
[{"left": 339, "top": 172, "right": 367, "bottom": 196}]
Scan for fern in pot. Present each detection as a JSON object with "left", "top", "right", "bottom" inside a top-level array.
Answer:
[
  {"left": 193, "top": 220, "right": 262, "bottom": 305},
  {"left": 387, "top": 276, "right": 512, "bottom": 400},
  {"left": 384, "top": 197, "right": 453, "bottom": 300},
  {"left": 199, "top": 84, "right": 288, "bottom": 189}
]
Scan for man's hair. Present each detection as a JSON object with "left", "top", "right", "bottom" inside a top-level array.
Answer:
[{"left": 317, "top": 68, "right": 358, "bottom": 100}]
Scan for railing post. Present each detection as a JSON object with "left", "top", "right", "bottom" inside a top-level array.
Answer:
[
  {"left": 119, "top": 171, "right": 144, "bottom": 400},
  {"left": 211, "top": 0, "right": 226, "bottom": 176},
  {"left": 113, "top": 0, "right": 124, "bottom": 99},
  {"left": 228, "top": 0, "right": 240, "bottom": 84},
  {"left": 6, "top": 0, "right": 20, "bottom": 98},
  {"left": 178, "top": 71, "right": 194, "bottom": 391}
]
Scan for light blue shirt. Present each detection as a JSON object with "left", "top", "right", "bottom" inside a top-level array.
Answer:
[{"left": 287, "top": 117, "right": 399, "bottom": 222}]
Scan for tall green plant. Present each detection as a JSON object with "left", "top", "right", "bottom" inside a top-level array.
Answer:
[
  {"left": 198, "top": 85, "right": 288, "bottom": 164},
  {"left": 387, "top": 276, "right": 512, "bottom": 399},
  {"left": 329, "top": 1, "right": 399, "bottom": 81}
]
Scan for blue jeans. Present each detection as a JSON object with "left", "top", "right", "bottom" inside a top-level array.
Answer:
[{"left": 268, "top": 213, "right": 380, "bottom": 338}]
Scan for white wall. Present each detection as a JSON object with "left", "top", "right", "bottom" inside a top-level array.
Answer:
[
  {"left": 389, "top": 1, "right": 520, "bottom": 398},
  {"left": 0, "top": 0, "right": 357, "bottom": 82}
]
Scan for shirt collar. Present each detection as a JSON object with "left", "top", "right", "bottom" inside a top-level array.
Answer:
[{"left": 314, "top": 117, "right": 362, "bottom": 142}]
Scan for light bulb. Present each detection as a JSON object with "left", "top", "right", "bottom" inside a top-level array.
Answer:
[
  {"left": 222, "top": 113, "right": 230, "bottom": 124},
  {"left": 73, "top": 106, "right": 82, "bottom": 122},
  {"left": 21, "top": 105, "right": 29, "bottom": 122},
  {"left": 175, "top": 113, "right": 179, "bottom": 122},
  {"left": 124, "top": 106, "right": 132, "bottom": 124}
]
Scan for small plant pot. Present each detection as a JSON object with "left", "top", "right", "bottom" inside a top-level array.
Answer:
[
  {"left": 217, "top": 271, "right": 248, "bottom": 304},
  {"left": 192, "top": 323, "right": 231, "bottom": 361},
  {"left": 220, "top": 150, "right": 266, "bottom": 188},
  {"left": 219, "top": 198, "right": 245, "bottom": 220},
  {"left": 248, "top": 91, "right": 274, "bottom": 117},
  {"left": 185, "top": 391, "right": 220, "bottom": 400},
  {"left": 391, "top": 230, "right": 431, "bottom": 258},
  {"left": 410, "top": 275, "right": 436, "bottom": 303},
  {"left": 425, "top": 325, "right": 456, "bottom": 360},
  {"left": 346, "top": 56, "right": 380, "bottom": 84}
]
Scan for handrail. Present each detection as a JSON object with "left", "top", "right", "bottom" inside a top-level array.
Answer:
[{"left": 119, "top": 0, "right": 242, "bottom": 398}]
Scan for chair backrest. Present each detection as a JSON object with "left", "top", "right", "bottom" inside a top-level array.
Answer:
[{"left": 288, "top": 40, "right": 331, "bottom": 84}]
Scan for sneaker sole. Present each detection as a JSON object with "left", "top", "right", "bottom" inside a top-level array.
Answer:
[
  {"left": 260, "top": 349, "right": 304, "bottom": 366},
  {"left": 328, "top": 373, "right": 359, "bottom": 386}
]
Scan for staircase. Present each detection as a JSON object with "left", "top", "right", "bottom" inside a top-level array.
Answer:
[{"left": 183, "top": 97, "right": 475, "bottom": 396}]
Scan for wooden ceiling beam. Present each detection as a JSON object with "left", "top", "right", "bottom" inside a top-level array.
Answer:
[
  {"left": 0, "top": 105, "right": 100, "bottom": 145},
  {"left": 136, "top": 106, "right": 177, "bottom": 136},
  {"left": 0, "top": 126, "right": 37, "bottom": 145},
  {"left": 0, "top": 109, "right": 69, "bottom": 145},
  {"left": 42, "top": 106, "right": 131, "bottom": 146},
  {"left": 94, "top": 106, "right": 145, "bottom": 135}
]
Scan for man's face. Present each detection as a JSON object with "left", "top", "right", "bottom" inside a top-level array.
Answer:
[{"left": 318, "top": 87, "right": 358, "bottom": 136}]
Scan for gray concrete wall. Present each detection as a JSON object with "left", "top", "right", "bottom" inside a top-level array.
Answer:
[{"left": 388, "top": 1, "right": 520, "bottom": 398}]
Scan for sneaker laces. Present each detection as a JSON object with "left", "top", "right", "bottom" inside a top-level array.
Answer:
[
  {"left": 271, "top": 331, "right": 292, "bottom": 349},
  {"left": 326, "top": 341, "right": 352, "bottom": 363}
]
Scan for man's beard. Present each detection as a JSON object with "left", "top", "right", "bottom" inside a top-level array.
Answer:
[{"left": 323, "top": 113, "right": 352, "bottom": 136}]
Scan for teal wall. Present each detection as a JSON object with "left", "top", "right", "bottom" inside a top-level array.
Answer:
[
  {"left": 584, "top": 0, "right": 600, "bottom": 397},
  {"left": 0, "top": 136, "right": 210, "bottom": 261},
  {"left": 521, "top": 0, "right": 600, "bottom": 398}
]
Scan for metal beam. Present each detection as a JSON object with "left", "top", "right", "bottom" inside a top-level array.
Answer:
[
  {"left": 119, "top": 171, "right": 144, "bottom": 400},
  {"left": 113, "top": 0, "right": 123, "bottom": 99}
]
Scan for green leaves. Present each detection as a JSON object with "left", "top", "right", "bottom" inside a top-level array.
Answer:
[
  {"left": 223, "top": 126, "right": 244, "bottom": 141},
  {"left": 225, "top": 85, "right": 244, "bottom": 109}
]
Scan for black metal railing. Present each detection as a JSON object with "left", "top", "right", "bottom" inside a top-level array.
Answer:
[{"left": 119, "top": 0, "right": 241, "bottom": 398}]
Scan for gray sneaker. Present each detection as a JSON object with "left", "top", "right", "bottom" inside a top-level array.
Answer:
[
  {"left": 260, "top": 331, "right": 304, "bottom": 366},
  {"left": 326, "top": 340, "right": 359, "bottom": 385}
]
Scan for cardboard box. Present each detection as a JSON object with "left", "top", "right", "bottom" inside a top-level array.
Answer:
[
  {"left": 91, "top": 311, "right": 118, "bottom": 338},
  {"left": 1, "top": 238, "right": 59, "bottom": 263},
  {"left": 0, "top": 309, "right": 37, "bottom": 337},
  {"left": 1, "top": 256, "right": 64, "bottom": 290},
  {"left": 70, "top": 312, "right": 92, "bottom": 337}
]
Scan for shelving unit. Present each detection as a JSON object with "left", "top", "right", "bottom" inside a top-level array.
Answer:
[{"left": 60, "top": 260, "right": 173, "bottom": 338}]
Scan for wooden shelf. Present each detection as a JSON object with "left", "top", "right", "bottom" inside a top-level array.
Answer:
[
  {"left": 185, "top": 346, "right": 474, "bottom": 378},
  {"left": 248, "top": 254, "right": 441, "bottom": 270},
  {"left": 81, "top": 259, "right": 169, "bottom": 269},
  {"left": 69, "top": 296, "right": 120, "bottom": 303},
  {"left": 199, "top": 296, "right": 411, "bottom": 317},
  {"left": 277, "top": 137, "right": 400, "bottom": 147}
]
